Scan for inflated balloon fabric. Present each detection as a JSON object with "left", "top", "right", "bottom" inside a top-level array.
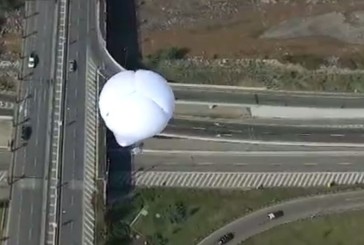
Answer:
[{"left": 99, "top": 69, "right": 175, "bottom": 147}]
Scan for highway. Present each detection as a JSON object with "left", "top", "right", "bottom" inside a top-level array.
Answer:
[
  {"left": 173, "top": 85, "right": 364, "bottom": 108},
  {"left": 56, "top": 0, "right": 89, "bottom": 243},
  {"left": 6, "top": 0, "right": 57, "bottom": 244},
  {"left": 197, "top": 190, "right": 364, "bottom": 245},
  {"left": 135, "top": 151, "right": 364, "bottom": 172},
  {"left": 142, "top": 137, "right": 364, "bottom": 152},
  {"left": 165, "top": 118, "right": 364, "bottom": 143}
]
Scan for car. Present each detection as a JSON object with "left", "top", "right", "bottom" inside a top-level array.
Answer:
[
  {"left": 28, "top": 52, "right": 37, "bottom": 68},
  {"left": 68, "top": 59, "right": 77, "bottom": 72},
  {"left": 267, "top": 210, "right": 284, "bottom": 220},
  {"left": 217, "top": 232, "right": 234, "bottom": 245},
  {"left": 21, "top": 125, "right": 32, "bottom": 140}
]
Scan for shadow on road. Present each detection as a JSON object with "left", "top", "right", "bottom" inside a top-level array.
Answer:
[
  {"left": 106, "top": 0, "right": 144, "bottom": 70},
  {"left": 106, "top": 129, "right": 134, "bottom": 206}
]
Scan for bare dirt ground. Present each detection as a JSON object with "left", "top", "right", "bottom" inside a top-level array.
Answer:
[
  {"left": 138, "top": 0, "right": 364, "bottom": 63},
  {"left": 136, "top": 0, "right": 364, "bottom": 91},
  {"left": 0, "top": 9, "right": 22, "bottom": 92}
]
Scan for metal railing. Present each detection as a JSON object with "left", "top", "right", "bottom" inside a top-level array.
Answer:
[{"left": 45, "top": 0, "right": 69, "bottom": 244}]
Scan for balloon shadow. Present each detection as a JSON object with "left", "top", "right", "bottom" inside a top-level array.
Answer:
[
  {"left": 106, "top": 0, "right": 145, "bottom": 70},
  {"left": 106, "top": 129, "right": 134, "bottom": 205}
]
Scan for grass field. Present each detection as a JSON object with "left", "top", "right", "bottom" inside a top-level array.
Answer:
[
  {"left": 128, "top": 186, "right": 363, "bottom": 245},
  {"left": 243, "top": 210, "right": 364, "bottom": 245},
  {"left": 150, "top": 58, "right": 364, "bottom": 92}
]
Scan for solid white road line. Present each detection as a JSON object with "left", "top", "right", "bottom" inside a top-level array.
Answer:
[{"left": 140, "top": 149, "right": 364, "bottom": 156}]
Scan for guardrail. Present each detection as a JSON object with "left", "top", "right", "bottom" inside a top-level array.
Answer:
[
  {"left": 95, "top": 0, "right": 124, "bottom": 77},
  {"left": 45, "top": 0, "right": 69, "bottom": 244}
]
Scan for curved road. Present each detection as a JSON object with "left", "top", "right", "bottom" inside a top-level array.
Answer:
[{"left": 198, "top": 190, "right": 364, "bottom": 245}]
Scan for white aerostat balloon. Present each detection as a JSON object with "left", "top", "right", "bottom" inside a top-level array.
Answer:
[{"left": 99, "top": 69, "right": 175, "bottom": 147}]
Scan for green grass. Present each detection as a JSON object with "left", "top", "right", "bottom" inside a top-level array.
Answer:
[
  {"left": 242, "top": 210, "right": 364, "bottom": 245},
  {"left": 147, "top": 59, "right": 364, "bottom": 92},
  {"left": 128, "top": 186, "right": 364, "bottom": 245}
]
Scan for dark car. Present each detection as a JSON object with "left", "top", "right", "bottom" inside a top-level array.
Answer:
[
  {"left": 218, "top": 232, "right": 234, "bottom": 245},
  {"left": 21, "top": 125, "right": 32, "bottom": 140},
  {"left": 68, "top": 59, "right": 77, "bottom": 72}
]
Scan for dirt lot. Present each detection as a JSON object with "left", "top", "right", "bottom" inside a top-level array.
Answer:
[
  {"left": 137, "top": 0, "right": 364, "bottom": 91},
  {"left": 138, "top": 0, "right": 364, "bottom": 62}
]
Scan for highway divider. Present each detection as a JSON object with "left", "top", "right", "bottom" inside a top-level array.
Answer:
[{"left": 45, "top": 0, "right": 69, "bottom": 244}]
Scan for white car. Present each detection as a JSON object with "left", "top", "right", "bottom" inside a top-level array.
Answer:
[
  {"left": 267, "top": 210, "right": 284, "bottom": 220},
  {"left": 28, "top": 53, "right": 37, "bottom": 68}
]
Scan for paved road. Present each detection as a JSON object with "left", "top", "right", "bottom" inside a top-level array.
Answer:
[
  {"left": 135, "top": 151, "right": 364, "bottom": 172},
  {"left": 165, "top": 118, "right": 364, "bottom": 143},
  {"left": 57, "top": 0, "right": 101, "bottom": 244},
  {"left": 0, "top": 149, "right": 11, "bottom": 171},
  {"left": 173, "top": 85, "right": 364, "bottom": 108},
  {"left": 197, "top": 190, "right": 364, "bottom": 245},
  {"left": 57, "top": 0, "right": 88, "bottom": 244},
  {"left": 142, "top": 138, "right": 364, "bottom": 152},
  {"left": 6, "top": 0, "right": 57, "bottom": 244}
]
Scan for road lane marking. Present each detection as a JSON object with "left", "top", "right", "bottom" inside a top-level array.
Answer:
[
  {"left": 140, "top": 150, "right": 364, "bottom": 156},
  {"left": 271, "top": 163, "right": 281, "bottom": 166},
  {"left": 337, "top": 162, "right": 352, "bottom": 165},
  {"left": 330, "top": 134, "right": 345, "bottom": 137},
  {"left": 198, "top": 162, "right": 213, "bottom": 165},
  {"left": 303, "top": 163, "right": 317, "bottom": 166}
]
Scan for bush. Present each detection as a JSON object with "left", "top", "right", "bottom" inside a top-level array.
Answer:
[{"left": 145, "top": 47, "right": 189, "bottom": 66}]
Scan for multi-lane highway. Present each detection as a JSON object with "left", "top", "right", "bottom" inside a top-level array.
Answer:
[
  {"left": 57, "top": 0, "right": 99, "bottom": 243},
  {"left": 198, "top": 190, "right": 364, "bottom": 245},
  {"left": 56, "top": 0, "right": 87, "bottom": 243},
  {"left": 173, "top": 84, "right": 364, "bottom": 108},
  {"left": 135, "top": 151, "right": 364, "bottom": 172},
  {"left": 6, "top": 0, "right": 57, "bottom": 244},
  {"left": 165, "top": 118, "right": 364, "bottom": 143}
]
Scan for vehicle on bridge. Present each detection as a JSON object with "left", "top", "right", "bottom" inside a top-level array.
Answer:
[
  {"left": 28, "top": 52, "right": 38, "bottom": 68},
  {"left": 21, "top": 125, "right": 32, "bottom": 140},
  {"left": 217, "top": 232, "right": 234, "bottom": 245},
  {"left": 68, "top": 59, "right": 77, "bottom": 72}
]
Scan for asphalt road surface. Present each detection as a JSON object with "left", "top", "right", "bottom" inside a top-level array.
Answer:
[
  {"left": 143, "top": 138, "right": 364, "bottom": 152},
  {"left": 6, "top": 1, "right": 57, "bottom": 245},
  {"left": 135, "top": 151, "right": 364, "bottom": 172},
  {"left": 198, "top": 190, "right": 364, "bottom": 245},
  {"left": 0, "top": 149, "right": 11, "bottom": 171},
  {"left": 173, "top": 86, "right": 364, "bottom": 108},
  {"left": 57, "top": 0, "right": 89, "bottom": 244},
  {"left": 165, "top": 119, "right": 364, "bottom": 143}
]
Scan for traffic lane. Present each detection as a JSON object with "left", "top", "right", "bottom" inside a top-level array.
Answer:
[
  {"left": 17, "top": 187, "right": 43, "bottom": 245},
  {"left": 0, "top": 149, "right": 11, "bottom": 170},
  {"left": 144, "top": 137, "right": 364, "bottom": 152},
  {"left": 58, "top": 188, "right": 83, "bottom": 245},
  {"left": 135, "top": 153, "right": 364, "bottom": 172},
  {"left": 7, "top": 0, "right": 54, "bottom": 244},
  {"left": 8, "top": 183, "right": 43, "bottom": 245},
  {"left": 173, "top": 88, "right": 364, "bottom": 108},
  {"left": 33, "top": 1, "right": 55, "bottom": 77},
  {"left": 24, "top": 83, "right": 49, "bottom": 176},
  {"left": 166, "top": 119, "right": 364, "bottom": 143},
  {"left": 58, "top": 1, "right": 88, "bottom": 243},
  {"left": 198, "top": 191, "right": 364, "bottom": 245}
]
